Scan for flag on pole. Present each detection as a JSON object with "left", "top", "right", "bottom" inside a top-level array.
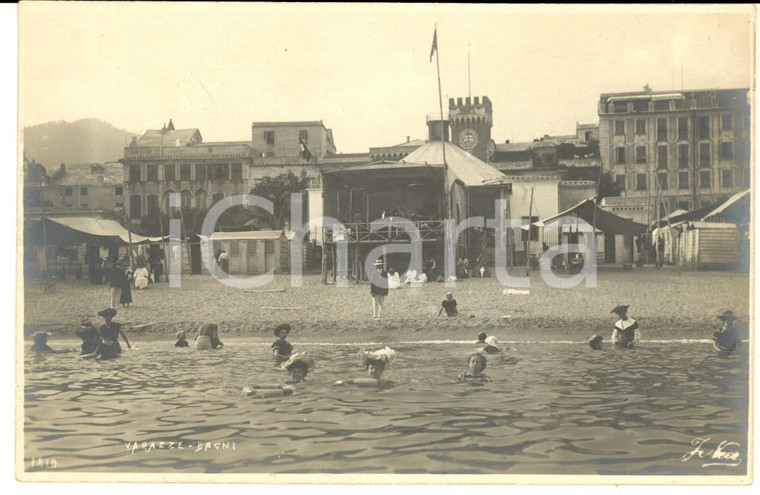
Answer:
[
  {"left": 429, "top": 27, "right": 437, "bottom": 62},
  {"left": 300, "top": 139, "right": 313, "bottom": 162}
]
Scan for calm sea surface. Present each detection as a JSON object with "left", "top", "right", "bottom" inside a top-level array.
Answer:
[{"left": 24, "top": 340, "right": 749, "bottom": 475}]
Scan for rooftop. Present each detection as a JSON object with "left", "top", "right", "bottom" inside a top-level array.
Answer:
[{"left": 135, "top": 128, "right": 202, "bottom": 147}]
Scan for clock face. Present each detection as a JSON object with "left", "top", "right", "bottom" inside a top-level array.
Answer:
[{"left": 459, "top": 129, "right": 478, "bottom": 150}]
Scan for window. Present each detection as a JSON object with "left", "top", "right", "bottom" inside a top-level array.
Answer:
[
  {"left": 163, "top": 190, "right": 175, "bottom": 213},
  {"left": 654, "top": 100, "right": 669, "bottom": 111},
  {"left": 195, "top": 189, "right": 207, "bottom": 209},
  {"left": 129, "top": 165, "right": 141, "bottom": 183},
  {"left": 678, "top": 171, "right": 689, "bottom": 190},
  {"left": 147, "top": 195, "right": 159, "bottom": 217},
  {"left": 635, "top": 119, "right": 646, "bottom": 135},
  {"left": 658, "top": 172, "right": 669, "bottom": 191},
  {"left": 721, "top": 169, "right": 733, "bottom": 188},
  {"left": 114, "top": 186, "right": 123, "bottom": 196},
  {"left": 230, "top": 240, "right": 240, "bottom": 256},
  {"left": 212, "top": 193, "right": 224, "bottom": 205},
  {"left": 180, "top": 190, "right": 192, "bottom": 209},
  {"left": 180, "top": 164, "right": 191, "bottom": 181},
  {"left": 215, "top": 163, "right": 229, "bottom": 180},
  {"left": 299, "top": 130, "right": 308, "bottom": 143},
  {"left": 633, "top": 100, "right": 648, "bottom": 112},
  {"left": 635, "top": 146, "right": 647, "bottom": 164},
  {"left": 657, "top": 118, "right": 668, "bottom": 142},
  {"left": 520, "top": 216, "right": 539, "bottom": 241},
  {"left": 585, "top": 131, "right": 593, "bottom": 141},
  {"left": 64, "top": 186, "right": 73, "bottom": 196},
  {"left": 636, "top": 173, "right": 647, "bottom": 191},
  {"left": 657, "top": 145, "right": 668, "bottom": 169},
  {"left": 264, "top": 130, "right": 275, "bottom": 144},
  {"left": 678, "top": 117, "right": 688, "bottom": 140},
  {"left": 677, "top": 200, "right": 690, "bottom": 211},
  {"left": 80, "top": 186, "right": 88, "bottom": 196},
  {"left": 700, "top": 171, "right": 711, "bottom": 189},
  {"left": 147, "top": 164, "right": 158, "bottom": 182},
  {"left": 615, "top": 147, "right": 626, "bottom": 165},
  {"left": 722, "top": 114, "right": 733, "bottom": 131},
  {"left": 615, "top": 174, "right": 626, "bottom": 189},
  {"left": 615, "top": 121, "right": 625, "bottom": 136},
  {"left": 698, "top": 116, "right": 710, "bottom": 139},
  {"left": 613, "top": 102, "right": 627, "bottom": 113},
  {"left": 195, "top": 164, "right": 207, "bottom": 181},
  {"left": 231, "top": 163, "right": 243, "bottom": 180},
  {"left": 165, "top": 164, "right": 176, "bottom": 181},
  {"left": 720, "top": 142, "right": 734, "bottom": 160},
  {"left": 678, "top": 144, "right": 689, "bottom": 169},
  {"left": 699, "top": 143, "right": 710, "bottom": 168},
  {"left": 130, "top": 195, "right": 142, "bottom": 218}
]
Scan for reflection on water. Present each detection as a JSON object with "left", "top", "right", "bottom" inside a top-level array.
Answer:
[{"left": 24, "top": 341, "right": 748, "bottom": 475}]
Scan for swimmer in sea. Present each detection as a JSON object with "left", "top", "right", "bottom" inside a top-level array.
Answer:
[
  {"left": 457, "top": 353, "right": 491, "bottom": 382},
  {"left": 31, "top": 332, "right": 54, "bottom": 353},
  {"left": 480, "top": 336, "right": 502, "bottom": 354},
  {"left": 588, "top": 334, "right": 604, "bottom": 350},
  {"left": 610, "top": 304, "right": 640, "bottom": 349},
  {"left": 175, "top": 331, "right": 189, "bottom": 348},
  {"left": 77, "top": 320, "right": 100, "bottom": 355},
  {"left": 333, "top": 346, "right": 397, "bottom": 388},
  {"left": 83, "top": 308, "right": 131, "bottom": 360},
  {"left": 242, "top": 352, "right": 314, "bottom": 398},
  {"left": 271, "top": 323, "right": 293, "bottom": 360},
  {"left": 712, "top": 310, "right": 741, "bottom": 357}
]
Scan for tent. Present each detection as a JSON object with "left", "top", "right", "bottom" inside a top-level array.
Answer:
[
  {"left": 38, "top": 217, "right": 164, "bottom": 246},
  {"left": 401, "top": 140, "right": 508, "bottom": 189},
  {"left": 534, "top": 198, "right": 648, "bottom": 236}
]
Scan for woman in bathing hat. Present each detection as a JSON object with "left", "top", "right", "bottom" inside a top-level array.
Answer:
[
  {"left": 712, "top": 310, "right": 740, "bottom": 357},
  {"left": 83, "top": 308, "right": 131, "bottom": 360},
  {"left": 334, "top": 347, "right": 397, "bottom": 388},
  {"left": 480, "top": 336, "right": 502, "bottom": 354},
  {"left": 271, "top": 323, "right": 293, "bottom": 360},
  {"left": 610, "top": 304, "right": 640, "bottom": 349},
  {"left": 457, "top": 352, "right": 491, "bottom": 382}
]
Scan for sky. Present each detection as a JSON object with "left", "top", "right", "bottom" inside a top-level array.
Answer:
[{"left": 19, "top": 3, "right": 754, "bottom": 153}]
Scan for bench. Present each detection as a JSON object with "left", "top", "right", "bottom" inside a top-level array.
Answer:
[{"left": 47, "top": 263, "right": 83, "bottom": 280}]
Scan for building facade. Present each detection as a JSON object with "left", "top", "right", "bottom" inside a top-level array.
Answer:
[
  {"left": 598, "top": 88, "right": 750, "bottom": 217},
  {"left": 251, "top": 121, "right": 336, "bottom": 159},
  {"left": 121, "top": 126, "right": 253, "bottom": 223},
  {"left": 448, "top": 96, "right": 493, "bottom": 163}
]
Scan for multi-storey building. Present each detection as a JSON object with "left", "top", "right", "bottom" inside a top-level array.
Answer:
[
  {"left": 598, "top": 88, "right": 750, "bottom": 218},
  {"left": 449, "top": 96, "right": 493, "bottom": 163},
  {"left": 121, "top": 125, "right": 252, "bottom": 223}
]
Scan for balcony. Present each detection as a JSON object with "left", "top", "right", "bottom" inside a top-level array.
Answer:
[{"left": 324, "top": 220, "right": 446, "bottom": 243}]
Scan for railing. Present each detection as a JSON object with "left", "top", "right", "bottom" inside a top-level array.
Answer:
[{"left": 324, "top": 220, "right": 446, "bottom": 243}]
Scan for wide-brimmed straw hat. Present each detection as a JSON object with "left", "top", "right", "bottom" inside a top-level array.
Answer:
[
  {"left": 357, "top": 346, "right": 397, "bottom": 368},
  {"left": 281, "top": 351, "right": 315, "bottom": 373},
  {"left": 97, "top": 308, "right": 117, "bottom": 319},
  {"left": 717, "top": 310, "right": 739, "bottom": 321},
  {"left": 274, "top": 323, "right": 292, "bottom": 337},
  {"left": 610, "top": 305, "right": 630, "bottom": 315}
]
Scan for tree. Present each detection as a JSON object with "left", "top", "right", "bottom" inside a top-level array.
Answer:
[{"left": 250, "top": 172, "right": 310, "bottom": 229}]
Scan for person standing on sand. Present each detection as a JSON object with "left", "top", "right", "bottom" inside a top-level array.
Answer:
[
  {"left": 108, "top": 261, "right": 126, "bottom": 309},
  {"left": 370, "top": 259, "right": 389, "bottom": 319},
  {"left": 610, "top": 304, "right": 640, "bottom": 348},
  {"left": 120, "top": 261, "right": 133, "bottom": 308}
]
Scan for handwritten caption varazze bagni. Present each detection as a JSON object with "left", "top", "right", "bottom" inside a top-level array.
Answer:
[
  {"left": 125, "top": 441, "right": 237, "bottom": 454},
  {"left": 681, "top": 437, "right": 742, "bottom": 467}
]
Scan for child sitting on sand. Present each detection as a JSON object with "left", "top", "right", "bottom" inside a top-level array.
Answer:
[
  {"left": 333, "top": 347, "right": 397, "bottom": 388},
  {"left": 437, "top": 292, "right": 458, "bottom": 317},
  {"left": 271, "top": 323, "right": 293, "bottom": 359},
  {"left": 457, "top": 353, "right": 491, "bottom": 382},
  {"left": 242, "top": 352, "right": 314, "bottom": 398},
  {"left": 610, "top": 304, "right": 640, "bottom": 349},
  {"left": 713, "top": 310, "right": 741, "bottom": 357},
  {"left": 175, "top": 331, "right": 189, "bottom": 348}
]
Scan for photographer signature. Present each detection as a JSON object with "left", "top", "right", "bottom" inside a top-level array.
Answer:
[{"left": 682, "top": 437, "right": 742, "bottom": 467}]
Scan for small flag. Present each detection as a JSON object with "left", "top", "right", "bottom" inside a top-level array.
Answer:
[
  {"left": 430, "top": 27, "right": 437, "bottom": 62},
  {"left": 300, "top": 139, "right": 313, "bottom": 162}
]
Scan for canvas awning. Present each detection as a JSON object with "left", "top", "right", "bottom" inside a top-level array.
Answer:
[
  {"left": 402, "top": 141, "right": 509, "bottom": 188},
  {"left": 535, "top": 198, "right": 648, "bottom": 236},
  {"left": 41, "top": 217, "right": 164, "bottom": 246}
]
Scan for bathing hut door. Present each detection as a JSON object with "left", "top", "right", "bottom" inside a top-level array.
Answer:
[
  {"left": 264, "top": 239, "right": 276, "bottom": 272},
  {"left": 246, "top": 240, "right": 258, "bottom": 274}
]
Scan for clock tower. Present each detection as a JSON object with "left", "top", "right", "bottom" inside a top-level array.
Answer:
[{"left": 448, "top": 96, "right": 492, "bottom": 163}]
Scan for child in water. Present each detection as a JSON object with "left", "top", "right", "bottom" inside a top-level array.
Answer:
[
  {"left": 333, "top": 347, "right": 397, "bottom": 388},
  {"left": 31, "top": 332, "right": 54, "bottom": 353},
  {"left": 242, "top": 352, "right": 314, "bottom": 398},
  {"left": 457, "top": 353, "right": 491, "bottom": 382},
  {"left": 77, "top": 320, "right": 100, "bottom": 355},
  {"left": 588, "top": 335, "right": 604, "bottom": 350},
  {"left": 175, "top": 331, "right": 189, "bottom": 348},
  {"left": 195, "top": 323, "right": 223, "bottom": 350},
  {"left": 713, "top": 310, "right": 741, "bottom": 357},
  {"left": 271, "top": 323, "right": 293, "bottom": 359},
  {"left": 610, "top": 304, "right": 640, "bottom": 349}
]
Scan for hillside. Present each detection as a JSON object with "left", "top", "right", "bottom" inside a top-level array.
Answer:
[{"left": 23, "top": 119, "right": 138, "bottom": 168}]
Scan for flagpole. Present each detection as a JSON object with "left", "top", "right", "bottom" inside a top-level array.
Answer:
[{"left": 434, "top": 25, "right": 449, "bottom": 222}]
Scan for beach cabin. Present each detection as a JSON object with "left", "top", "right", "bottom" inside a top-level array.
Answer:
[
  {"left": 677, "top": 222, "right": 740, "bottom": 270},
  {"left": 208, "top": 230, "right": 289, "bottom": 275}
]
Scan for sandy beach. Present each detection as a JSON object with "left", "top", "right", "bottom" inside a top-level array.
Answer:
[{"left": 21, "top": 266, "right": 751, "bottom": 344}]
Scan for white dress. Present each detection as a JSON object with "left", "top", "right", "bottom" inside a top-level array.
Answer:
[{"left": 134, "top": 267, "right": 149, "bottom": 289}]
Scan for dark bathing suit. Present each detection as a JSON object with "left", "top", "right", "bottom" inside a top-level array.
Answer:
[{"left": 272, "top": 339, "right": 293, "bottom": 357}]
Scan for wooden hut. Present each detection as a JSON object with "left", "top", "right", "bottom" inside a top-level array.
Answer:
[{"left": 677, "top": 222, "right": 740, "bottom": 270}]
